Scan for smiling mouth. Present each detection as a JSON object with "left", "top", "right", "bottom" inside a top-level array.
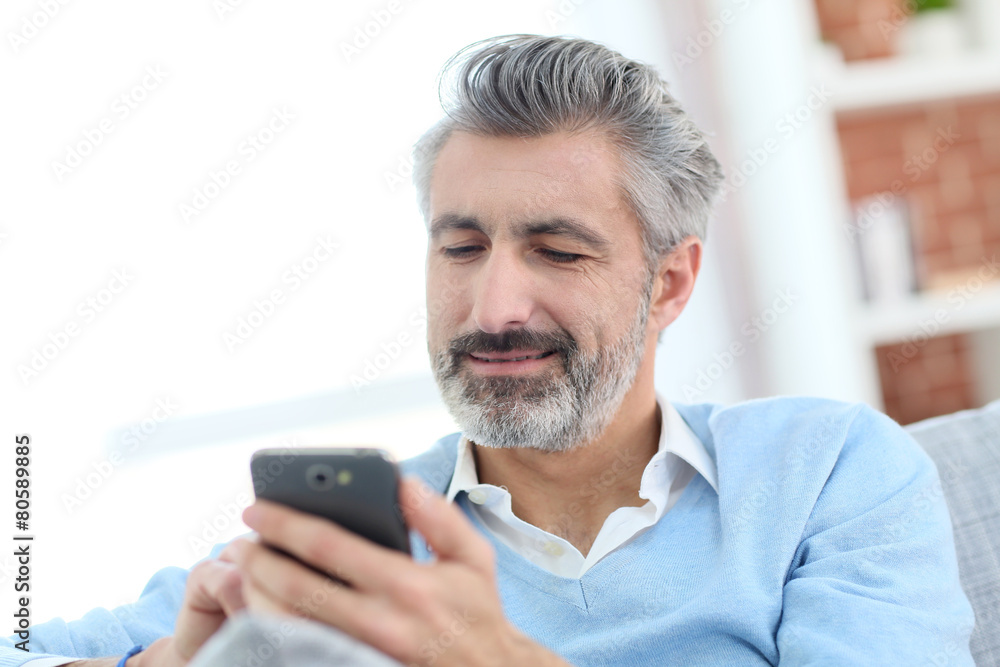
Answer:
[{"left": 469, "top": 350, "right": 557, "bottom": 363}]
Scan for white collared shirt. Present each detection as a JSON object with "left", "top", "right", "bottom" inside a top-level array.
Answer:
[{"left": 445, "top": 393, "right": 719, "bottom": 578}]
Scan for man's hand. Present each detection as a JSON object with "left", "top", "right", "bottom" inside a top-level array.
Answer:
[
  {"left": 228, "top": 476, "right": 571, "bottom": 667},
  {"left": 131, "top": 551, "right": 246, "bottom": 666}
]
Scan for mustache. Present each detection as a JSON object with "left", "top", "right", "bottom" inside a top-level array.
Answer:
[{"left": 447, "top": 327, "right": 577, "bottom": 357}]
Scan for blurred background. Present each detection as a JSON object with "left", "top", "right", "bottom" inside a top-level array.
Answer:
[{"left": 2, "top": 0, "right": 998, "bottom": 627}]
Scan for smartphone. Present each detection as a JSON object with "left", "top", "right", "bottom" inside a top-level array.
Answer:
[{"left": 250, "top": 447, "right": 412, "bottom": 573}]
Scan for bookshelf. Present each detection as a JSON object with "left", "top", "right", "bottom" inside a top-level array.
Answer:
[
  {"left": 818, "top": 47, "right": 1000, "bottom": 112},
  {"left": 807, "top": 0, "right": 1000, "bottom": 421},
  {"left": 856, "top": 281, "right": 1000, "bottom": 346}
]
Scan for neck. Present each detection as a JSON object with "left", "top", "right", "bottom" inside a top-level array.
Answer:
[{"left": 472, "top": 382, "right": 660, "bottom": 557}]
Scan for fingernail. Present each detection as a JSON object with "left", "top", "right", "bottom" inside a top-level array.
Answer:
[
  {"left": 225, "top": 540, "right": 245, "bottom": 556},
  {"left": 242, "top": 504, "right": 260, "bottom": 526}
]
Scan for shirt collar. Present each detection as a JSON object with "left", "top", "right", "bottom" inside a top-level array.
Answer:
[{"left": 445, "top": 392, "right": 718, "bottom": 503}]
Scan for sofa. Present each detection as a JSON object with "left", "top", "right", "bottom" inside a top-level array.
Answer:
[
  {"left": 115, "top": 398, "right": 1000, "bottom": 667},
  {"left": 906, "top": 399, "right": 1000, "bottom": 666}
]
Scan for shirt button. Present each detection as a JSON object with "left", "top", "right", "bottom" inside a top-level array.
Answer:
[
  {"left": 468, "top": 489, "right": 488, "bottom": 505},
  {"left": 543, "top": 541, "right": 564, "bottom": 556}
]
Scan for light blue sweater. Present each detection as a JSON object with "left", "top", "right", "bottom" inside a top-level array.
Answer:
[{"left": 2, "top": 397, "right": 976, "bottom": 665}]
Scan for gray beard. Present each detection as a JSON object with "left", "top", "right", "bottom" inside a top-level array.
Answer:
[{"left": 430, "top": 282, "right": 652, "bottom": 453}]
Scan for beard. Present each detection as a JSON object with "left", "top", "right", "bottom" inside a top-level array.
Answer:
[{"left": 430, "top": 277, "right": 653, "bottom": 453}]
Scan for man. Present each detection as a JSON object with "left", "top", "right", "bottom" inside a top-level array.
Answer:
[{"left": 3, "top": 34, "right": 975, "bottom": 666}]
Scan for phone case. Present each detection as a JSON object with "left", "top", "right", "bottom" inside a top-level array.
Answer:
[{"left": 250, "top": 447, "right": 411, "bottom": 555}]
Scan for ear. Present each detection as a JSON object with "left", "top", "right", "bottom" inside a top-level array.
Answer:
[{"left": 648, "top": 236, "right": 702, "bottom": 333}]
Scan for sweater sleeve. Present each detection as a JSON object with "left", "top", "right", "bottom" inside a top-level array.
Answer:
[
  {"left": 0, "top": 539, "right": 238, "bottom": 666},
  {"left": 776, "top": 404, "right": 976, "bottom": 666}
]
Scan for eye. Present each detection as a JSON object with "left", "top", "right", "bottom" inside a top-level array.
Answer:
[
  {"left": 538, "top": 249, "right": 583, "bottom": 264},
  {"left": 442, "top": 245, "right": 483, "bottom": 258}
]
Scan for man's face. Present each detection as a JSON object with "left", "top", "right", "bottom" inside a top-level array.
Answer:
[{"left": 425, "top": 129, "right": 656, "bottom": 452}]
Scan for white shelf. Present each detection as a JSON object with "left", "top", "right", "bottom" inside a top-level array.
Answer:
[
  {"left": 816, "top": 48, "right": 1000, "bottom": 113},
  {"left": 856, "top": 281, "right": 1000, "bottom": 346}
]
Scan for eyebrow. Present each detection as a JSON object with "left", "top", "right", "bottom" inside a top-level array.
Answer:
[
  {"left": 429, "top": 214, "right": 611, "bottom": 252},
  {"left": 429, "top": 214, "right": 486, "bottom": 239}
]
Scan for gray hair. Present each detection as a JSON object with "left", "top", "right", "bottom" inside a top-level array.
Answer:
[{"left": 412, "top": 34, "right": 724, "bottom": 269}]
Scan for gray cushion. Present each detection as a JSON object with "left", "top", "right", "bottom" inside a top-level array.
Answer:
[
  {"left": 906, "top": 400, "right": 1000, "bottom": 667},
  {"left": 190, "top": 611, "right": 404, "bottom": 667}
]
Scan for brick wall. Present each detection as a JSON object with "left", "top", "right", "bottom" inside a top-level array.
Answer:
[
  {"left": 837, "top": 95, "right": 1000, "bottom": 285},
  {"left": 835, "top": 98, "right": 1000, "bottom": 424},
  {"left": 813, "top": 0, "right": 999, "bottom": 423},
  {"left": 814, "top": 0, "right": 907, "bottom": 61},
  {"left": 876, "top": 333, "right": 978, "bottom": 424}
]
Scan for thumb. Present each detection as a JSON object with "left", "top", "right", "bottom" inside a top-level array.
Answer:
[{"left": 399, "top": 476, "right": 494, "bottom": 573}]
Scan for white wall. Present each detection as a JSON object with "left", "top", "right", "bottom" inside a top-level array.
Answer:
[{"left": 3, "top": 0, "right": 753, "bottom": 629}]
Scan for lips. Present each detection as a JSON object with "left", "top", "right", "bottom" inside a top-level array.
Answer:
[{"left": 469, "top": 350, "right": 556, "bottom": 363}]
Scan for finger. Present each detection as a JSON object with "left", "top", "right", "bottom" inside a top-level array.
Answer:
[
  {"left": 187, "top": 559, "right": 246, "bottom": 617},
  {"left": 399, "top": 477, "right": 494, "bottom": 573},
  {"left": 235, "top": 536, "right": 421, "bottom": 655},
  {"left": 234, "top": 535, "right": 364, "bottom": 619},
  {"left": 247, "top": 576, "right": 420, "bottom": 662},
  {"left": 173, "top": 560, "right": 246, "bottom": 660},
  {"left": 241, "top": 499, "right": 413, "bottom": 594},
  {"left": 218, "top": 536, "right": 258, "bottom": 564},
  {"left": 241, "top": 575, "right": 300, "bottom": 618}
]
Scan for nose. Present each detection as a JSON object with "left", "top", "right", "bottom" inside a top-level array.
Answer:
[{"left": 470, "top": 247, "right": 537, "bottom": 334}]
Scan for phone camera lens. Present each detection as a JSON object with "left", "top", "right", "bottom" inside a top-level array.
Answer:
[{"left": 305, "top": 463, "right": 337, "bottom": 491}]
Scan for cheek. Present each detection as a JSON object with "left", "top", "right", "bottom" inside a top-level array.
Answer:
[
  {"left": 426, "top": 260, "right": 469, "bottom": 310},
  {"left": 546, "top": 298, "right": 599, "bottom": 344},
  {"left": 425, "top": 318, "right": 448, "bottom": 356},
  {"left": 555, "top": 294, "right": 631, "bottom": 350},
  {"left": 426, "top": 294, "right": 470, "bottom": 351}
]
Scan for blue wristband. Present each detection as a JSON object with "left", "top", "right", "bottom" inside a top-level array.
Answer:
[{"left": 117, "top": 645, "right": 144, "bottom": 667}]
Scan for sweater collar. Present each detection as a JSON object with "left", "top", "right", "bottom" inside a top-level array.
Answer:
[{"left": 442, "top": 391, "right": 719, "bottom": 503}]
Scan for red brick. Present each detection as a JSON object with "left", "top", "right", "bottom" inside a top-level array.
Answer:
[
  {"left": 901, "top": 123, "right": 946, "bottom": 164},
  {"left": 981, "top": 139, "right": 1000, "bottom": 168},
  {"left": 960, "top": 141, "right": 1000, "bottom": 177},
  {"left": 837, "top": 122, "right": 906, "bottom": 163},
  {"left": 951, "top": 242, "right": 990, "bottom": 266},
  {"left": 924, "top": 101, "right": 962, "bottom": 130},
  {"left": 945, "top": 214, "right": 985, "bottom": 248},
  {"left": 848, "top": 156, "right": 908, "bottom": 197},
  {"left": 911, "top": 221, "right": 949, "bottom": 256},
  {"left": 921, "top": 249, "right": 953, "bottom": 278},
  {"left": 838, "top": 99, "right": 998, "bottom": 299},
  {"left": 907, "top": 183, "right": 938, "bottom": 214},
  {"left": 957, "top": 95, "right": 1000, "bottom": 130},
  {"left": 937, "top": 159, "right": 976, "bottom": 211},
  {"left": 930, "top": 334, "right": 959, "bottom": 356},
  {"left": 922, "top": 353, "right": 963, "bottom": 387},
  {"left": 982, "top": 176, "right": 1000, "bottom": 209},
  {"left": 816, "top": 0, "right": 862, "bottom": 31},
  {"left": 984, "top": 211, "right": 1000, "bottom": 244},
  {"left": 814, "top": 0, "right": 909, "bottom": 61},
  {"left": 930, "top": 390, "right": 970, "bottom": 417},
  {"left": 876, "top": 332, "right": 977, "bottom": 425},
  {"left": 842, "top": 28, "right": 882, "bottom": 61},
  {"left": 898, "top": 362, "right": 933, "bottom": 394}
]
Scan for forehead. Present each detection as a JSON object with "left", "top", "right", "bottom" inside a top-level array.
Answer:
[{"left": 428, "top": 129, "right": 638, "bottom": 237}]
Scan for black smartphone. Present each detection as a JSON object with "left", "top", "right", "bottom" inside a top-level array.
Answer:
[{"left": 250, "top": 447, "right": 412, "bottom": 574}]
